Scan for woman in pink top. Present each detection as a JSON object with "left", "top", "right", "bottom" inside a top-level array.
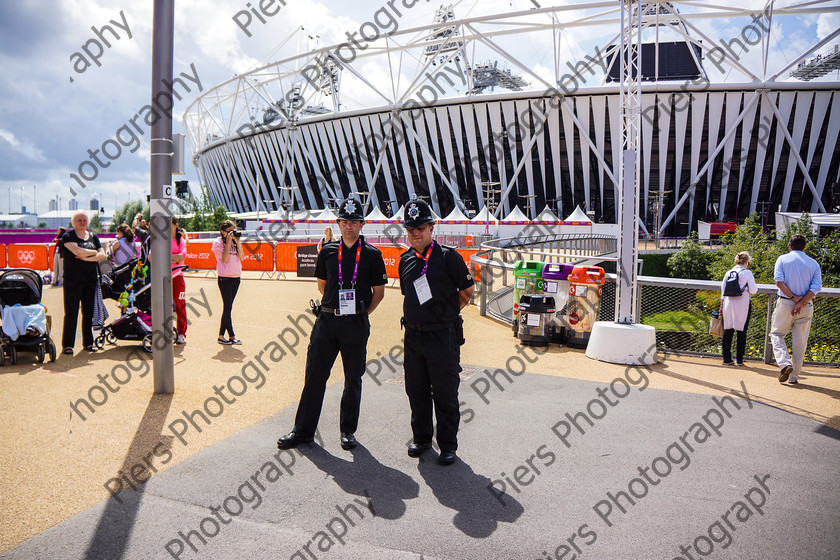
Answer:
[
  {"left": 211, "top": 220, "right": 243, "bottom": 345},
  {"left": 171, "top": 218, "right": 188, "bottom": 344}
]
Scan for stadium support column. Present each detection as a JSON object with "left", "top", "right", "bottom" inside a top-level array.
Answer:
[
  {"left": 150, "top": 0, "right": 175, "bottom": 393},
  {"left": 586, "top": 0, "right": 656, "bottom": 365}
]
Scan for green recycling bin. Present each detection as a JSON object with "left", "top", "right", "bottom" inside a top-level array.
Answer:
[{"left": 512, "top": 260, "right": 546, "bottom": 334}]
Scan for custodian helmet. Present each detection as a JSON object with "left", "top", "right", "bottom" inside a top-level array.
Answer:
[
  {"left": 337, "top": 198, "right": 365, "bottom": 221},
  {"left": 403, "top": 199, "right": 435, "bottom": 228}
]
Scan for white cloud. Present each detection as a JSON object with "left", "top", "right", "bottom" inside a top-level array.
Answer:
[
  {"left": 816, "top": 13, "right": 840, "bottom": 41},
  {"left": 0, "top": 129, "right": 47, "bottom": 162}
]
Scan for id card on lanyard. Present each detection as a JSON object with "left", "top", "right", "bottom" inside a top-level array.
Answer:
[
  {"left": 412, "top": 241, "right": 434, "bottom": 305},
  {"left": 337, "top": 240, "right": 362, "bottom": 315}
]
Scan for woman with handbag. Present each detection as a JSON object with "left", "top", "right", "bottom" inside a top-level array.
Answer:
[{"left": 720, "top": 252, "right": 758, "bottom": 365}]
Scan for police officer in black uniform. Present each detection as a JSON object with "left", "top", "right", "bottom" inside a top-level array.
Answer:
[
  {"left": 278, "top": 198, "right": 387, "bottom": 451},
  {"left": 399, "top": 199, "right": 475, "bottom": 465}
]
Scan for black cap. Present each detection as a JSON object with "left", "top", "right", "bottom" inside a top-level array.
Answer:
[
  {"left": 403, "top": 199, "right": 435, "bottom": 228},
  {"left": 337, "top": 198, "right": 365, "bottom": 221}
]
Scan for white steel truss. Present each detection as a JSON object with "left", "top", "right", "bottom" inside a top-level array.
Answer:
[{"left": 183, "top": 1, "right": 840, "bottom": 231}]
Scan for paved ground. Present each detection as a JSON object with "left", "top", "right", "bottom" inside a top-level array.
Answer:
[{"left": 1, "top": 274, "right": 838, "bottom": 559}]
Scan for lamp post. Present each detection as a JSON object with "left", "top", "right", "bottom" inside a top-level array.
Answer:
[{"left": 481, "top": 181, "right": 501, "bottom": 236}]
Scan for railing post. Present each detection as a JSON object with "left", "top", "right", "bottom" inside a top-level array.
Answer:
[
  {"left": 764, "top": 293, "right": 776, "bottom": 364},
  {"left": 479, "top": 259, "right": 488, "bottom": 316},
  {"left": 634, "top": 282, "right": 642, "bottom": 323}
]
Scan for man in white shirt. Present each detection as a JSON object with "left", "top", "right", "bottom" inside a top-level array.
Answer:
[{"left": 770, "top": 234, "right": 822, "bottom": 384}]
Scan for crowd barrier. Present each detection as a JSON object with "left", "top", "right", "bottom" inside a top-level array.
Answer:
[{"left": 0, "top": 242, "right": 478, "bottom": 280}]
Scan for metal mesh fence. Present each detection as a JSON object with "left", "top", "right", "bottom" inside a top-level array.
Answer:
[{"left": 635, "top": 281, "right": 840, "bottom": 365}]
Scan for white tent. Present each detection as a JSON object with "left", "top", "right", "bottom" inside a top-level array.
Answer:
[
  {"left": 471, "top": 207, "right": 494, "bottom": 222},
  {"left": 391, "top": 206, "right": 404, "bottom": 221},
  {"left": 563, "top": 205, "right": 592, "bottom": 224},
  {"left": 364, "top": 206, "right": 389, "bottom": 221},
  {"left": 502, "top": 206, "right": 530, "bottom": 222},
  {"left": 315, "top": 207, "right": 338, "bottom": 221},
  {"left": 536, "top": 206, "right": 561, "bottom": 222},
  {"left": 442, "top": 206, "right": 470, "bottom": 222},
  {"left": 775, "top": 212, "right": 840, "bottom": 236}
]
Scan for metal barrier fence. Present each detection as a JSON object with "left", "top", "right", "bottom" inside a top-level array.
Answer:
[{"left": 471, "top": 235, "right": 840, "bottom": 367}]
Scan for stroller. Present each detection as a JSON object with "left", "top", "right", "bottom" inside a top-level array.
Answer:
[
  {"left": 97, "top": 259, "right": 185, "bottom": 353},
  {"left": 0, "top": 269, "right": 58, "bottom": 365}
]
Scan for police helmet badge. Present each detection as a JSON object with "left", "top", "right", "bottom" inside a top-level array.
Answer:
[
  {"left": 344, "top": 199, "right": 357, "bottom": 215},
  {"left": 408, "top": 203, "right": 419, "bottom": 219}
]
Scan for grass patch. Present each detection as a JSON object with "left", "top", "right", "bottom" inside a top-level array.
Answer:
[{"left": 643, "top": 310, "right": 706, "bottom": 331}]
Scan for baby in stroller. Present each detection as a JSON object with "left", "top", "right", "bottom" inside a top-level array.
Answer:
[{"left": 0, "top": 269, "right": 58, "bottom": 365}]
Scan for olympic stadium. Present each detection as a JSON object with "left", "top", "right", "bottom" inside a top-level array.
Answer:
[{"left": 183, "top": 1, "right": 840, "bottom": 236}]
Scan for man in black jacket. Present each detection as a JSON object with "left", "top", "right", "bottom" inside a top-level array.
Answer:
[
  {"left": 398, "top": 198, "right": 474, "bottom": 465},
  {"left": 277, "top": 198, "right": 387, "bottom": 451}
]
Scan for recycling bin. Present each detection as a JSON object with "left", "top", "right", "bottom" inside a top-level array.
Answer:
[
  {"left": 564, "top": 265, "right": 606, "bottom": 348},
  {"left": 541, "top": 263, "right": 574, "bottom": 339},
  {"left": 512, "top": 261, "right": 546, "bottom": 334},
  {"left": 517, "top": 294, "right": 556, "bottom": 346}
]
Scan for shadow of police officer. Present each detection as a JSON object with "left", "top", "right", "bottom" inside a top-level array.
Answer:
[
  {"left": 417, "top": 455, "right": 524, "bottom": 538},
  {"left": 299, "top": 443, "right": 420, "bottom": 520}
]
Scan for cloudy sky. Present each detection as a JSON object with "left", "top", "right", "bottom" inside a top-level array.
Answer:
[{"left": 0, "top": 0, "right": 836, "bottom": 216}]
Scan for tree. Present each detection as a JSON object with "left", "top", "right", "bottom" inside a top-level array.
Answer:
[
  {"left": 707, "top": 213, "right": 780, "bottom": 284},
  {"left": 185, "top": 186, "right": 229, "bottom": 232},
  {"left": 776, "top": 212, "right": 819, "bottom": 259},
  {"left": 109, "top": 200, "right": 149, "bottom": 232},
  {"left": 90, "top": 213, "right": 103, "bottom": 233},
  {"left": 37, "top": 221, "right": 46, "bottom": 228},
  {"left": 667, "top": 233, "right": 715, "bottom": 280}
]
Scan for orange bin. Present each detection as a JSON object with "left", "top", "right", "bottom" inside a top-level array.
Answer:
[{"left": 564, "top": 265, "right": 606, "bottom": 346}]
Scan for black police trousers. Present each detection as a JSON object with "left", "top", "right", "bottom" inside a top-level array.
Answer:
[
  {"left": 293, "top": 312, "right": 370, "bottom": 437},
  {"left": 403, "top": 326, "right": 462, "bottom": 452}
]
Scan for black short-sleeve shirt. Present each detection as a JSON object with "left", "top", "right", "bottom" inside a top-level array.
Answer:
[
  {"left": 399, "top": 242, "right": 474, "bottom": 324},
  {"left": 60, "top": 230, "right": 102, "bottom": 282},
  {"left": 315, "top": 235, "right": 387, "bottom": 310}
]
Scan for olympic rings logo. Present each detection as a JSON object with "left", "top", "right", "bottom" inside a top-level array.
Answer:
[{"left": 17, "top": 251, "right": 36, "bottom": 264}]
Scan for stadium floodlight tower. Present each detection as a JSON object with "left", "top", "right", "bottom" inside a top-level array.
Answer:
[{"left": 586, "top": 0, "right": 657, "bottom": 366}]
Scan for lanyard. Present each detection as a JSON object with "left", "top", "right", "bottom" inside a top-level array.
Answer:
[
  {"left": 414, "top": 241, "right": 435, "bottom": 276},
  {"left": 338, "top": 239, "right": 362, "bottom": 287}
]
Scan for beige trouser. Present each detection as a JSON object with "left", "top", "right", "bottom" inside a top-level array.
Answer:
[{"left": 769, "top": 298, "right": 814, "bottom": 381}]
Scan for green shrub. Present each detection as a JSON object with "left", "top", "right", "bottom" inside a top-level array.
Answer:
[{"left": 667, "top": 234, "right": 714, "bottom": 279}]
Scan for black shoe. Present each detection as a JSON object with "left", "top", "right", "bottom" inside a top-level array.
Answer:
[
  {"left": 438, "top": 450, "right": 457, "bottom": 466},
  {"left": 407, "top": 442, "right": 432, "bottom": 458},
  {"left": 340, "top": 433, "right": 357, "bottom": 450},
  {"left": 277, "top": 431, "right": 314, "bottom": 449},
  {"left": 779, "top": 365, "right": 792, "bottom": 383}
]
